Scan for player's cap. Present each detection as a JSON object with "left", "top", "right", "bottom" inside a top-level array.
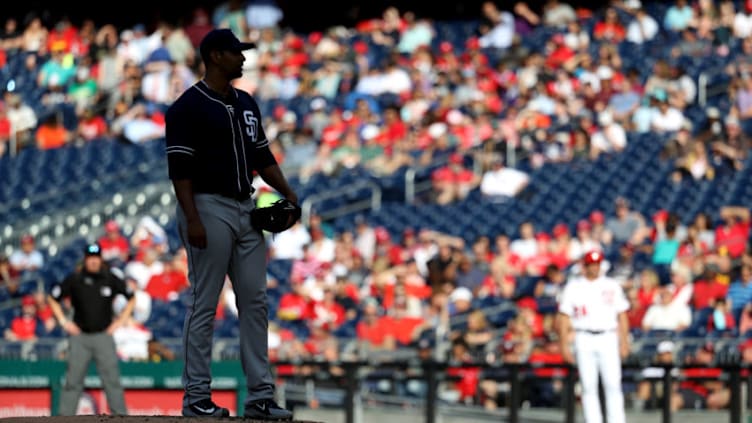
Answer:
[
  {"left": 657, "top": 340, "right": 675, "bottom": 354},
  {"left": 84, "top": 243, "right": 102, "bottom": 257},
  {"left": 199, "top": 28, "right": 255, "bottom": 59},
  {"left": 582, "top": 250, "right": 603, "bottom": 265}
]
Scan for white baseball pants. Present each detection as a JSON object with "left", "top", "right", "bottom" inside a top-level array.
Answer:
[{"left": 574, "top": 331, "right": 626, "bottom": 423}]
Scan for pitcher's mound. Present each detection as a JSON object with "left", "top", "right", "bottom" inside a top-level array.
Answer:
[{"left": 1, "top": 416, "right": 324, "bottom": 423}]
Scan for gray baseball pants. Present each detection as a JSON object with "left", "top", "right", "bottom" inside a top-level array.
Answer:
[
  {"left": 59, "top": 332, "right": 127, "bottom": 415},
  {"left": 177, "top": 193, "right": 274, "bottom": 409}
]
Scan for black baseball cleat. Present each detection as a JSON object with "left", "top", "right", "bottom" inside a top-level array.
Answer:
[
  {"left": 243, "top": 398, "right": 293, "bottom": 420},
  {"left": 182, "top": 399, "right": 231, "bottom": 417}
]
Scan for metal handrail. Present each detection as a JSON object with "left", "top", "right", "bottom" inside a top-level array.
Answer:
[
  {"left": 698, "top": 72, "right": 708, "bottom": 107},
  {"left": 301, "top": 179, "right": 382, "bottom": 226}
]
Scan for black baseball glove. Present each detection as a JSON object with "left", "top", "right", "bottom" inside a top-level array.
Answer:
[{"left": 251, "top": 198, "right": 302, "bottom": 233}]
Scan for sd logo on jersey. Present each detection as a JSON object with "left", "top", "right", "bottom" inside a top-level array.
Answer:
[{"left": 243, "top": 110, "right": 258, "bottom": 141}]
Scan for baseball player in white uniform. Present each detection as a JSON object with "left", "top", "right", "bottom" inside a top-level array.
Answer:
[{"left": 557, "top": 250, "right": 630, "bottom": 423}]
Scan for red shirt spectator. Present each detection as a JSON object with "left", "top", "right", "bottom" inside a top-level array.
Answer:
[
  {"left": 545, "top": 35, "right": 576, "bottom": 69},
  {"left": 356, "top": 298, "right": 395, "bottom": 348},
  {"left": 692, "top": 278, "right": 728, "bottom": 309},
  {"left": 145, "top": 262, "right": 189, "bottom": 302},
  {"left": 98, "top": 220, "right": 130, "bottom": 264},
  {"left": 714, "top": 207, "right": 750, "bottom": 258},
  {"left": 389, "top": 316, "right": 424, "bottom": 346},
  {"left": 593, "top": 9, "right": 626, "bottom": 42},
  {"left": 446, "top": 338, "right": 481, "bottom": 402},
  {"left": 4, "top": 296, "right": 39, "bottom": 341},
  {"left": 277, "top": 284, "right": 312, "bottom": 322},
  {"left": 356, "top": 315, "right": 393, "bottom": 347},
  {"left": 528, "top": 339, "right": 567, "bottom": 378},
  {"left": 310, "top": 290, "right": 347, "bottom": 330},
  {"left": 77, "top": 110, "right": 108, "bottom": 142}
]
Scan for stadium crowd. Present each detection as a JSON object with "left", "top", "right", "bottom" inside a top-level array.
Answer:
[{"left": 1, "top": 0, "right": 752, "bottom": 413}]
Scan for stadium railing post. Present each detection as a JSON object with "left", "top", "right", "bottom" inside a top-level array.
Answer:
[
  {"left": 509, "top": 363, "right": 520, "bottom": 423},
  {"left": 564, "top": 364, "right": 575, "bottom": 423},
  {"left": 729, "top": 364, "right": 742, "bottom": 423},
  {"left": 424, "top": 359, "right": 438, "bottom": 423},
  {"left": 661, "top": 365, "right": 673, "bottom": 423}
]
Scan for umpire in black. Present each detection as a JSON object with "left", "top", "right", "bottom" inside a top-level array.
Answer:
[{"left": 48, "top": 243, "right": 134, "bottom": 415}]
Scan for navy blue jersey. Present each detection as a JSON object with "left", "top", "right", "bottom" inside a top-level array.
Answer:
[{"left": 165, "top": 81, "right": 276, "bottom": 198}]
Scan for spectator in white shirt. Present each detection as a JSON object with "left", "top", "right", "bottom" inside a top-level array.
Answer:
[
  {"left": 480, "top": 154, "right": 530, "bottom": 202},
  {"left": 510, "top": 221, "right": 539, "bottom": 260},
  {"left": 270, "top": 221, "right": 311, "bottom": 260},
  {"left": 591, "top": 110, "right": 627, "bottom": 158},
  {"left": 650, "top": 91, "right": 686, "bottom": 132},
  {"left": 626, "top": 8, "right": 659, "bottom": 44},
  {"left": 542, "top": 0, "right": 578, "bottom": 27},
  {"left": 9, "top": 234, "right": 44, "bottom": 274},
  {"left": 124, "top": 247, "right": 165, "bottom": 290},
  {"left": 642, "top": 286, "right": 692, "bottom": 331},
  {"left": 478, "top": 1, "right": 516, "bottom": 50}
]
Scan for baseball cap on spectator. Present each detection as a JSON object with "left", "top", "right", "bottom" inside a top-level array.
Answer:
[
  {"left": 282, "top": 111, "right": 297, "bottom": 125},
  {"left": 706, "top": 107, "right": 721, "bottom": 120},
  {"left": 199, "top": 28, "right": 255, "bottom": 62},
  {"left": 517, "top": 297, "right": 538, "bottom": 311},
  {"left": 439, "top": 41, "right": 453, "bottom": 53},
  {"left": 725, "top": 115, "right": 740, "bottom": 127},
  {"left": 553, "top": 223, "right": 569, "bottom": 237},
  {"left": 598, "top": 110, "right": 613, "bottom": 126},
  {"left": 449, "top": 286, "right": 473, "bottom": 303},
  {"left": 576, "top": 219, "right": 591, "bottom": 232},
  {"left": 652, "top": 89, "right": 668, "bottom": 103},
  {"left": 84, "top": 243, "right": 102, "bottom": 257},
  {"left": 653, "top": 209, "right": 669, "bottom": 223},
  {"left": 310, "top": 97, "right": 327, "bottom": 111},
  {"left": 449, "top": 153, "right": 463, "bottom": 165},
  {"left": 374, "top": 226, "right": 391, "bottom": 242},
  {"left": 466, "top": 37, "right": 480, "bottom": 50},
  {"left": 21, "top": 234, "right": 34, "bottom": 244},
  {"left": 657, "top": 340, "right": 675, "bottom": 354},
  {"left": 446, "top": 109, "right": 463, "bottom": 125},
  {"left": 428, "top": 122, "right": 448, "bottom": 139},
  {"left": 535, "top": 232, "right": 551, "bottom": 243},
  {"left": 21, "top": 295, "right": 35, "bottom": 307},
  {"left": 418, "top": 337, "right": 435, "bottom": 350},
  {"left": 105, "top": 220, "right": 120, "bottom": 232},
  {"left": 590, "top": 210, "right": 605, "bottom": 224},
  {"left": 360, "top": 124, "right": 379, "bottom": 141},
  {"left": 596, "top": 66, "right": 614, "bottom": 80}
]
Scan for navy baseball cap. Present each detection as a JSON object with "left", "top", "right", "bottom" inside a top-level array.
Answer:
[
  {"left": 84, "top": 243, "right": 101, "bottom": 257},
  {"left": 199, "top": 28, "right": 255, "bottom": 59}
]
